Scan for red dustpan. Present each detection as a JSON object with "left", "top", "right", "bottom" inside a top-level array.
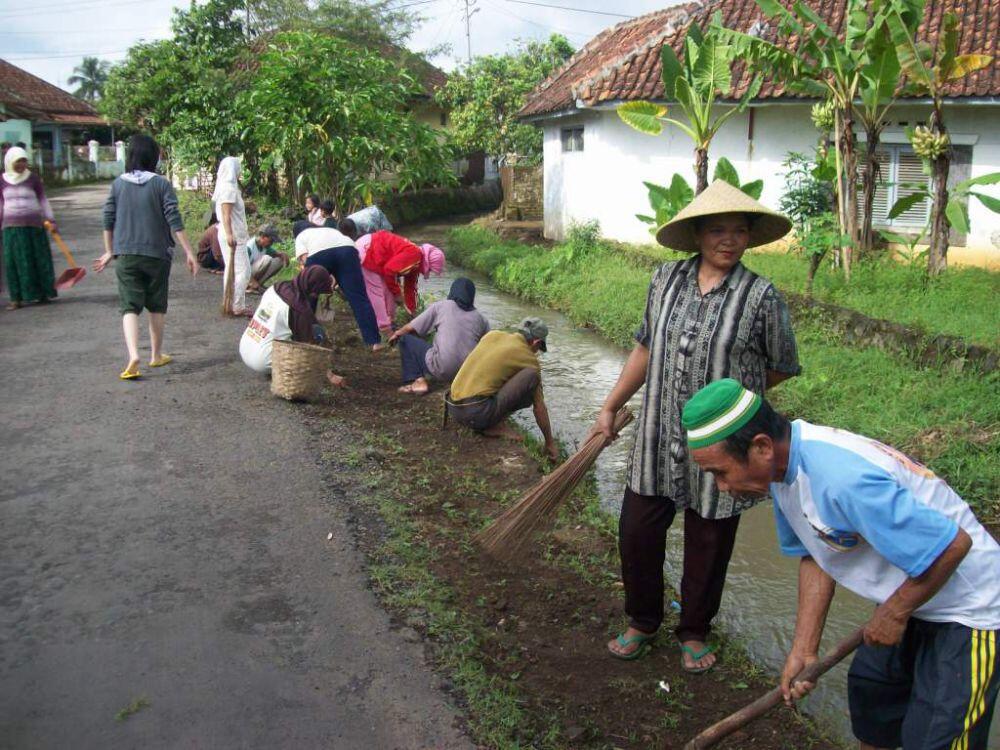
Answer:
[{"left": 46, "top": 221, "right": 86, "bottom": 290}]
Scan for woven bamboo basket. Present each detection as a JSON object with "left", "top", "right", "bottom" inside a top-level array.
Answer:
[{"left": 270, "top": 339, "right": 331, "bottom": 402}]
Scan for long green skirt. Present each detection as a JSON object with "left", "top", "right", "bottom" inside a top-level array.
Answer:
[{"left": 3, "top": 226, "right": 56, "bottom": 303}]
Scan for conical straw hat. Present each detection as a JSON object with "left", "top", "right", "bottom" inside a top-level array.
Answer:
[{"left": 655, "top": 179, "right": 792, "bottom": 252}]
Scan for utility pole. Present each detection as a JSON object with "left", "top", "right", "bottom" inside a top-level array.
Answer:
[{"left": 462, "top": 0, "right": 479, "bottom": 64}]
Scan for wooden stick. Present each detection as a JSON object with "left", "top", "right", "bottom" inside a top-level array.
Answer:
[{"left": 682, "top": 627, "right": 864, "bottom": 750}]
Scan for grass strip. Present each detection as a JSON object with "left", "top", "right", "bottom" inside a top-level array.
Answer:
[{"left": 446, "top": 226, "right": 999, "bottom": 523}]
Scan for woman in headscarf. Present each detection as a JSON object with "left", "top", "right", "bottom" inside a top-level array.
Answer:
[
  {"left": 387, "top": 276, "right": 489, "bottom": 395},
  {"left": 590, "top": 180, "right": 801, "bottom": 671},
  {"left": 212, "top": 156, "right": 251, "bottom": 316},
  {"left": 355, "top": 230, "right": 445, "bottom": 334},
  {"left": 239, "top": 265, "right": 346, "bottom": 388},
  {"left": 1, "top": 146, "right": 57, "bottom": 309}
]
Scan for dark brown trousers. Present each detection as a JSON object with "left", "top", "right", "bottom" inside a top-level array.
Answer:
[{"left": 619, "top": 486, "right": 741, "bottom": 641}]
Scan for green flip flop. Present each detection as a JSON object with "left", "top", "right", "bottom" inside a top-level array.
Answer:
[
  {"left": 608, "top": 632, "right": 656, "bottom": 661},
  {"left": 680, "top": 643, "right": 717, "bottom": 674}
]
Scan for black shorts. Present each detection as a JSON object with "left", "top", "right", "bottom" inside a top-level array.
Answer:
[
  {"left": 848, "top": 619, "right": 998, "bottom": 750},
  {"left": 116, "top": 255, "right": 171, "bottom": 315}
]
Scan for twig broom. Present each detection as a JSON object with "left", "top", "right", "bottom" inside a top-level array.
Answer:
[{"left": 475, "top": 407, "right": 634, "bottom": 562}]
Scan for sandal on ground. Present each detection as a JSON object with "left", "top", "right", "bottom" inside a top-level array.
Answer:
[
  {"left": 150, "top": 355, "right": 173, "bottom": 368},
  {"left": 680, "top": 643, "right": 717, "bottom": 674},
  {"left": 6, "top": 302, "right": 22, "bottom": 311},
  {"left": 119, "top": 363, "right": 142, "bottom": 380},
  {"left": 608, "top": 632, "right": 656, "bottom": 661}
]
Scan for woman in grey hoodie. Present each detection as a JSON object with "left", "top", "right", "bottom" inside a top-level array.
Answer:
[{"left": 93, "top": 134, "right": 197, "bottom": 380}]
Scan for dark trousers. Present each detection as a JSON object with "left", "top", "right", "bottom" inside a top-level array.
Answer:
[
  {"left": 305, "top": 246, "right": 381, "bottom": 345},
  {"left": 619, "top": 486, "right": 740, "bottom": 641},
  {"left": 447, "top": 368, "right": 539, "bottom": 431},
  {"left": 398, "top": 333, "right": 432, "bottom": 382}
]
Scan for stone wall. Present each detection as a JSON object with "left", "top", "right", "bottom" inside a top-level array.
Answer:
[
  {"left": 382, "top": 181, "right": 502, "bottom": 227},
  {"left": 500, "top": 164, "right": 543, "bottom": 221},
  {"left": 785, "top": 294, "right": 998, "bottom": 374}
]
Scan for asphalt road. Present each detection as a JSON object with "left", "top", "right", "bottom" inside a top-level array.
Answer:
[{"left": 0, "top": 183, "right": 471, "bottom": 750}]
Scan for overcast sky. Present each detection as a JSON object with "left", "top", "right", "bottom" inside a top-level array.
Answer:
[{"left": 0, "top": 0, "right": 679, "bottom": 91}]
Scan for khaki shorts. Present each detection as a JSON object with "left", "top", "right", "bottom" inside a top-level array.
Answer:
[{"left": 116, "top": 255, "right": 171, "bottom": 315}]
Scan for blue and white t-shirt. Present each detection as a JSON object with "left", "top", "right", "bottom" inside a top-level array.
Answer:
[{"left": 772, "top": 420, "right": 1000, "bottom": 630}]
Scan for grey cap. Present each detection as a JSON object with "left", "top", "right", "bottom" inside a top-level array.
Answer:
[
  {"left": 257, "top": 223, "right": 281, "bottom": 243},
  {"left": 516, "top": 317, "right": 549, "bottom": 352}
]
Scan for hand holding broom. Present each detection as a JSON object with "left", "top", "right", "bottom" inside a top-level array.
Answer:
[
  {"left": 475, "top": 407, "right": 634, "bottom": 562},
  {"left": 682, "top": 627, "right": 864, "bottom": 749}
]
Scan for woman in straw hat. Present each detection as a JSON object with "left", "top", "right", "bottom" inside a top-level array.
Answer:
[{"left": 591, "top": 180, "right": 801, "bottom": 671}]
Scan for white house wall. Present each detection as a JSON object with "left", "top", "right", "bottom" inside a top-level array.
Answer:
[{"left": 541, "top": 103, "right": 1000, "bottom": 266}]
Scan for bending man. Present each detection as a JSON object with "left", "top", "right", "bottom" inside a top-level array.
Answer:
[
  {"left": 447, "top": 317, "right": 558, "bottom": 462},
  {"left": 680, "top": 379, "right": 999, "bottom": 750}
]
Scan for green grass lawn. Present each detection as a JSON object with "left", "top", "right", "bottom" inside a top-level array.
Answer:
[{"left": 447, "top": 225, "right": 999, "bottom": 522}]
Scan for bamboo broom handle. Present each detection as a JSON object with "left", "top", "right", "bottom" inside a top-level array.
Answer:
[{"left": 682, "top": 627, "right": 864, "bottom": 750}]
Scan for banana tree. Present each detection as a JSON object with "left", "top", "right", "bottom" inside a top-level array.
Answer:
[
  {"left": 885, "top": 3, "right": 993, "bottom": 274},
  {"left": 855, "top": 36, "right": 903, "bottom": 254},
  {"left": 617, "top": 20, "right": 762, "bottom": 195},
  {"left": 715, "top": 0, "right": 901, "bottom": 278},
  {"left": 636, "top": 157, "right": 763, "bottom": 232}
]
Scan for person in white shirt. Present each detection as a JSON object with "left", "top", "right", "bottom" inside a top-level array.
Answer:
[
  {"left": 212, "top": 156, "right": 250, "bottom": 316},
  {"left": 292, "top": 220, "right": 354, "bottom": 268},
  {"left": 676, "top": 379, "right": 999, "bottom": 750},
  {"left": 290, "top": 221, "right": 382, "bottom": 352},
  {"left": 239, "top": 265, "right": 347, "bottom": 388}
]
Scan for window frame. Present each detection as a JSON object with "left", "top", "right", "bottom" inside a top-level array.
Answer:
[{"left": 560, "top": 127, "right": 585, "bottom": 153}]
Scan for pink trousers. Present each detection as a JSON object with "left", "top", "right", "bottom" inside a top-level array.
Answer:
[{"left": 362, "top": 267, "right": 395, "bottom": 330}]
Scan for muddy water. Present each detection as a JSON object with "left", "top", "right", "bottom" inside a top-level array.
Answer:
[{"left": 422, "top": 266, "right": 999, "bottom": 746}]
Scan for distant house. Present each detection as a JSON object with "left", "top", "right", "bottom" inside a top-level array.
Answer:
[
  {"left": 519, "top": 0, "right": 1000, "bottom": 268},
  {"left": 0, "top": 58, "right": 107, "bottom": 169}
]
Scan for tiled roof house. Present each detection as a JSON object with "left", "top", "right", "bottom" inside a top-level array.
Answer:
[
  {"left": 0, "top": 58, "right": 107, "bottom": 168},
  {"left": 519, "top": 0, "right": 1000, "bottom": 267}
]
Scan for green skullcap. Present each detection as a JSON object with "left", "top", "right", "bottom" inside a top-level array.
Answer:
[{"left": 682, "top": 379, "right": 762, "bottom": 449}]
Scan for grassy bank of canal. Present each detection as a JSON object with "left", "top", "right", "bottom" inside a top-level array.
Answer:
[{"left": 445, "top": 225, "right": 999, "bottom": 528}]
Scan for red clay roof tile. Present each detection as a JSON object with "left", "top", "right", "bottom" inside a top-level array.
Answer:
[
  {"left": 0, "top": 59, "right": 101, "bottom": 123},
  {"left": 520, "top": 0, "right": 1000, "bottom": 119}
]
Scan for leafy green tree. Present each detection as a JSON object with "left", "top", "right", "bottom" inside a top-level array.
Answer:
[
  {"left": 68, "top": 57, "right": 111, "bottom": 102},
  {"left": 885, "top": 3, "right": 993, "bottom": 274},
  {"left": 102, "top": 0, "right": 252, "bottom": 176},
  {"left": 238, "top": 31, "right": 457, "bottom": 210},
  {"left": 617, "top": 21, "right": 761, "bottom": 194},
  {"left": 437, "top": 34, "right": 574, "bottom": 160}
]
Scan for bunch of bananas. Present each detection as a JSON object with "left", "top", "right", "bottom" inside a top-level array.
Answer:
[
  {"left": 910, "top": 126, "right": 950, "bottom": 160},
  {"left": 811, "top": 100, "right": 836, "bottom": 131}
]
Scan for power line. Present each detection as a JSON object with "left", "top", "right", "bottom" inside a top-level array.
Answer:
[
  {"left": 504, "top": 0, "right": 634, "bottom": 18},
  {"left": 484, "top": 0, "right": 592, "bottom": 39},
  {"left": 0, "top": 0, "right": 151, "bottom": 21},
  {"left": 4, "top": 49, "right": 136, "bottom": 61}
]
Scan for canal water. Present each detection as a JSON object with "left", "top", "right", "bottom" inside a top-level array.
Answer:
[{"left": 422, "top": 264, "right": 999, "bottom": 747}]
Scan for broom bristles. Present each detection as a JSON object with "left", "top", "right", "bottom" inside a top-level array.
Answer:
[{"left": 475, "top": 407, "right": 633, "bottom": 561}]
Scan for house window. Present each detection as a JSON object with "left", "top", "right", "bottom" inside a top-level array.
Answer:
[
  {"left": 561, "top": 127, "right": 584, "bottom": 153},
  {"left": 863, "top": 144, "right": 930, "bottom": 228}
]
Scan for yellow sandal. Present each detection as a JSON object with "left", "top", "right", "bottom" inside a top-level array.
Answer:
[
  {"left": 119, "top": 364, "right": 141, "bottom": 380},
  {"left": 150, "top": 355, "right": 173, "bottom": 368}
]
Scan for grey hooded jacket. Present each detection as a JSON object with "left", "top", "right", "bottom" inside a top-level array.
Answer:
[{"left": 103, "top": 172, "right": 184, "bottom": 259}]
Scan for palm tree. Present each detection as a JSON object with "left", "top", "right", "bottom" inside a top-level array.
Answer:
[{"left": 68, "top": 57, "right": 111, "bottom": 102}]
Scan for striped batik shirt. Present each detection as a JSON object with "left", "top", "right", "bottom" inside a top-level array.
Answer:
[{"left": 626, "top": 257, "right": 801, "bottom": 519}]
